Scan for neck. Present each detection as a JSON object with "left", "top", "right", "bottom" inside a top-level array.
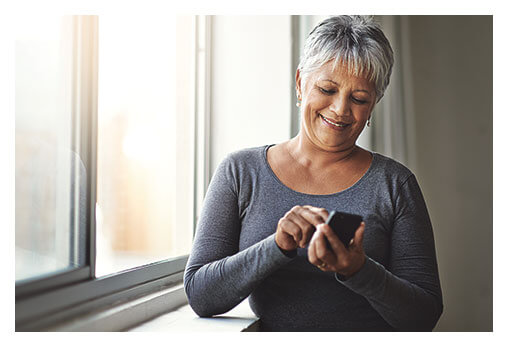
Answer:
[{"left": 286, "top": 134, "right": 359, "bottom": 169}]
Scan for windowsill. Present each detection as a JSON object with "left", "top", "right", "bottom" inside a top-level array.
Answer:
[
  {"left": 129, "top": 299, "right": 260, "bottom": 332},
  {"left": 43, "top": 280, "right": 260, "bottom": 332}
]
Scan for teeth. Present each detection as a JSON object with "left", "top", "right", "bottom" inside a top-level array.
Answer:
[{"left": 320, "top": 114, "right": 347, "bottom": 127}]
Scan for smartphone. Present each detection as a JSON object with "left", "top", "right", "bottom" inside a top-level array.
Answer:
[{"left": 325, "top": 211, "right": 363, "bottom": 248}]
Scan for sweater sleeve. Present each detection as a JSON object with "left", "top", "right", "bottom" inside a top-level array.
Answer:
[
  {"left": 183, "top": 155, "right": 294, "bottom": 317},
  {"left": 337, "top": 174, "right": 443, "bottom": 331}
]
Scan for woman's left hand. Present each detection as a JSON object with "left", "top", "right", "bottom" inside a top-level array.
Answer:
[{"left": 307, "top": 222, "right": 367, "bottom": 279}]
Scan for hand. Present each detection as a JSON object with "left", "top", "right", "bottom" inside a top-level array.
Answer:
[
  {"left": 307, "top": 221, "right": 366, "bottom": 278},
  {"left": 275, "top": 205, "right": 329, "bottom": 252}
]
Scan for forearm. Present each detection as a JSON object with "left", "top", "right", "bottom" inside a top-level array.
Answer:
[
  {"left": 338, "top": 257, "right": 443, "bottom": 331},
  {"left": 184, "top": 234, "right": 293, "bottom": 317}
]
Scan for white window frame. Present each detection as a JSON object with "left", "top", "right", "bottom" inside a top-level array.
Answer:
[{"left": 15, "top": 15, "right": 210, "bottom": 331}]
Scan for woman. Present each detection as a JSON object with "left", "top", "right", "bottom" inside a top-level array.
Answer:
[{"left": 184, "top": 15, "right": 443, "bottom": 331}]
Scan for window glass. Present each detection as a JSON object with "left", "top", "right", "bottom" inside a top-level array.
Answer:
[
  {"left": 15, "top": 16, "right": 87, "bottom": 282},
  {"left": 95, "top": 15, "right": 195, "bottom": 277}
]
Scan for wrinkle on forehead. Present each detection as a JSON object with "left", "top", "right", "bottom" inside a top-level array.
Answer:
[{"left": 306, "top": 60, "right": 375, "bottom": 93}]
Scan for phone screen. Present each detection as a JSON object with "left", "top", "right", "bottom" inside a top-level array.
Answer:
[{"left": 325, "top": 211, "right": 363, "bottom": 248}]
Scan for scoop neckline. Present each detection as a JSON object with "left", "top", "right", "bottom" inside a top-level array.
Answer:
[{"left": 262, "top": 144, "right": 378, "bottom": 198}]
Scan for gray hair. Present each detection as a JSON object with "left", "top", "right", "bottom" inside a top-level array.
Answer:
[{"left": 297, "top": 15, "right": 394, "bottom": 102}]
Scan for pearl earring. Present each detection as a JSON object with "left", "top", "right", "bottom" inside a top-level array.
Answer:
[{"left": 296, "top": 102, "right": 301, "bottom": 107}]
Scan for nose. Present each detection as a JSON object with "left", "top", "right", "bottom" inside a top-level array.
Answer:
[{"left": 329, "top": 93, "right": 351, "bottom": 117}]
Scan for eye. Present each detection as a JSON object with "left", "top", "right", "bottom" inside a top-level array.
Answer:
[
  {"left": 319, "top": 87, "right": 335, "bottom": 95},
  {"left": 352, "top": 97, "right": 368, "bottom": 105}
]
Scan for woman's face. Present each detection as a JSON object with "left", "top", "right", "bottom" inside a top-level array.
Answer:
[{"left": 296, "top": 60, "right": 377, "bottom": 152}]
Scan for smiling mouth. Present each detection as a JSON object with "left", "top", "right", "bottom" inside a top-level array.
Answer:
[{"left": 319, "top": 114, "right": 351, "bottom": 128}]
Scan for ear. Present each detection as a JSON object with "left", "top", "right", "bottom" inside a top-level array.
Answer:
[{"left": 295, "top": 69, "right": 302, "bottom": 100}]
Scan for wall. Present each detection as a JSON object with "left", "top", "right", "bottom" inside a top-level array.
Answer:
[
  {"left": 210, "top": 15, "right": 292, "bottom": 172},
  {"left": 407, "top": 15, "right": 493, "bottom": 331}
]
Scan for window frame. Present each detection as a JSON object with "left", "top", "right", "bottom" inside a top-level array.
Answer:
[
  {"left": 15, "top": 15, "right": 209, "bottom": 331},
  {"left": 15, "top": 14, "right": 98, "bottom": 299}
]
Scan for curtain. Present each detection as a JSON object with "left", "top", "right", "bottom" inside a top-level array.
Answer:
[{"left": 373, "top": 15, "right": 417, "bottom": 171}]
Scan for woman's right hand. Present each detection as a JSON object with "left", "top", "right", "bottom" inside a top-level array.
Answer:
[{"left": 275, "top": 205, "right": 329, "bottom": 252}]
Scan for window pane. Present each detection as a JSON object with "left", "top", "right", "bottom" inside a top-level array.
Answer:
[
  {"left": 96, "top": 15, "right": 195, "bottom": 277},
  {"left": 15, "top": 16, "right": 87, "bottom": 282}
]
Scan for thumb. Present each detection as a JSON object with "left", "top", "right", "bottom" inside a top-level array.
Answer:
[{"left": 351, "top": 222, "right": 365, "bottom": 249}]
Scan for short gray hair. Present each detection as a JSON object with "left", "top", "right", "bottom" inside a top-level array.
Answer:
[{"left": 297, "top": 15, "right": 394, "bottom": 102}]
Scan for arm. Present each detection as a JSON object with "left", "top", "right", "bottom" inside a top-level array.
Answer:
[
  {"left": 337, "top": 175, "right": 443, "bottom": 331},
  {"left": 183, "top": 156, "right": 294, "bottom": 317}
]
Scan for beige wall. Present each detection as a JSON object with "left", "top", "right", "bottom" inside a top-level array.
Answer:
[{"left": 407, "top": 15, "right": 493, "bottom": 331}]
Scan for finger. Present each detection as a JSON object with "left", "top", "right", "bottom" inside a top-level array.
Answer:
[
  {"left": 308, "top": 230, "right": 329, "bottom": 270},
  {"left": 351, "top": 222, "right": 365, "bottom": 249},
  {"left": 319, "top": 223, "right": 348, "bottom": 256},
  {"left": 313, "top": 226, "right": 335, "bottom": 264},
  {"left": 298, "top": 206, "right": 327, "bottom": 227},
  {"left": 307, "top": 235, "right": 318, "bottom": 265},
  {"left": 286, "top": 211, "right": 315, "bottom": 247},
  {"left": 279, "top": 218, "right": 302, "bottom": 244},
  {"left": 302, "top": 205, "right": 329, "bottom": 222}
]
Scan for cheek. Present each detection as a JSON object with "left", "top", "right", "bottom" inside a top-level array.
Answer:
[
  {"left": 349, "top": 109, "right": 371, "bottom": 133},
  {"left": 302, "top": 100, "right": 319, "bottom": 120},
  {"left": 353, "top": 106, "right": 372, "bottom": 122},
  {"left": 303, "top": 101, "right": 327, "bottom": 123}
]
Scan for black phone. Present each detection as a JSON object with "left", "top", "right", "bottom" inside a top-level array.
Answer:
[{"left": 325, "top": 211, "right": 363, "bottom": 248}]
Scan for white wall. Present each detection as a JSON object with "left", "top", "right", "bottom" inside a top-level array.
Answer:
[
  {"left": 210, "top": 16, "right": 292, "bottom": 173},
  {"left": 407, "top": 16, "right": 492, "bottom": 331}
]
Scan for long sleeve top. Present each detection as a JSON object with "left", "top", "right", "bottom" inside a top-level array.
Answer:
[{"left": 184, "top": 145, "right": 443, "bottom": 331}]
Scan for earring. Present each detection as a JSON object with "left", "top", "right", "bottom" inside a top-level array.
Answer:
[
  {"left": 367, "top": 119, "right": 371, "bottom": 127},
  {"left": 296, "top": 102, "right": 301, "bottom": 107}
]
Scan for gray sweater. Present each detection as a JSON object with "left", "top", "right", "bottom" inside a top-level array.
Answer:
[{"left": 184, "top": 145, "right": 443, "bottom": 331}]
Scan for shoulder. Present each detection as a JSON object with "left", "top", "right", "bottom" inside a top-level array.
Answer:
[
  {"left": 218, "top": 145, "right": 270, "bottom": 173},
  {"left": 212, "top": 145, "right": 270, "bottom": 201},
  {"left": 212, "top": 145, "right": 270, "bottom": 182},
  {"left": 226, "top": 145, "right": 268, "bottom": 163},
  {"left": 370, "top": 152, "right": 415, "bottom": 188}
]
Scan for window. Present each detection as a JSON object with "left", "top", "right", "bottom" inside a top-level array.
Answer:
[
  {"left": 15, "top": 15, "right": 88, "bottom": 284},
  {"left": 95, "top": 15, "right": 195, "bottom": 277},
  {"left": 15, "top": 14, "right": 209, "bottom": 331},
  {"left": 15, "top": 15, "right": 96, "bottom": 298}
]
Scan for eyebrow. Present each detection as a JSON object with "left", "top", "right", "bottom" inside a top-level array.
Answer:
[
  {"left": 323, "top": 79, "right": 338, "bottom": 85},
  {"left": 322, "top": 79, "right": 371, "bottom": 95}
]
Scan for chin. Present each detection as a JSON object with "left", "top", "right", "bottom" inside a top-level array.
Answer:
[{"left": 316, "top": 139, "right": 350, "bottom": 151}]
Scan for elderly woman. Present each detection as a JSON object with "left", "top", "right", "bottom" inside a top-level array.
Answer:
[{"left": 184, "top": 15, "right": 443, "bottom": 331}]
